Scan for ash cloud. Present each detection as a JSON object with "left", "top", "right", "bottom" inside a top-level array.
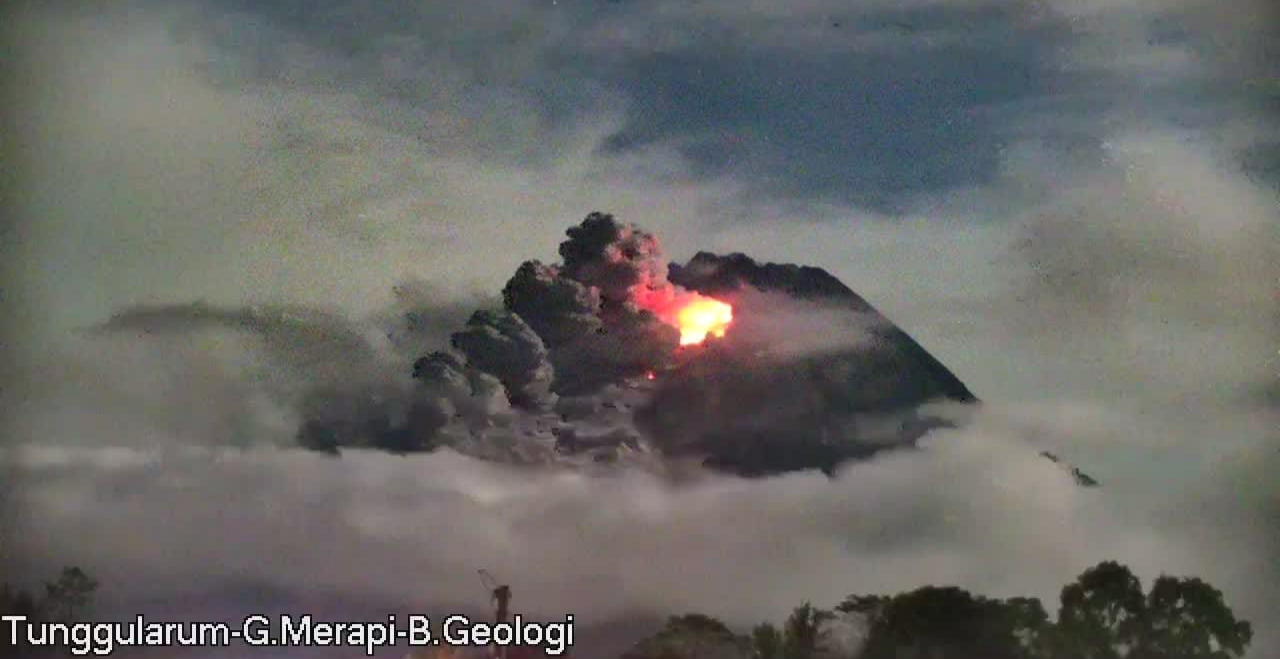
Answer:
[
  {"left": 503, "top": 261, "right": 605, "bottom": 348},
  {"left": 502, "top": 213, "right": 683, "bottom": 395},
  {"left": 449, "top": 310, "right": 556, "bottom": 412},
  {"left": 559, "top": 213, "right": 671, "bottom": 306}
]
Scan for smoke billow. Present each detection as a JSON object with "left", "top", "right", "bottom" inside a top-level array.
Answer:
[
  {"left": 396, "top": 213, "right": 700, "bottom": 466},
  {"left": 503, "top": 260, "right": 605, "bottom": 348},
  {"left": 502, "top": 213, "right": 689, "bottom": 395},
  {"left": 559, "top": 213, "right": 671, "bottom": 306},
  {"left": 450, "top": 310, "right": 556, "bottom": 412}
]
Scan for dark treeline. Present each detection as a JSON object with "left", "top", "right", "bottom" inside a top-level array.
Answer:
[
  {"left": 624, "top": 561, "right": 1253, "bottom": 659},
  {"left": 0, "top": 563, "right": 1253, "bottom": 659}
]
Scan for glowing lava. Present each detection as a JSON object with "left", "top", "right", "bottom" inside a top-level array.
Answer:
[{"left": 676, "top": 297, "right": 733, "bottom": 346}]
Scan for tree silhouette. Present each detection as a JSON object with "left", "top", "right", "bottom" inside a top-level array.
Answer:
[
  {"left": 1001, "top": 596, "right": 1052, "bottom": 657},
  {"left": 841, "top": 586, "right": 1041, "bottom": 659},
  {"left": 1132, "top": 575, "right": 1252, "bottom": 659},
  {"left": 621, "top": 614, "right": 753, "bottom": 659},
  {"left": 751, "top": 622, "right": 783, "bottom": 659},
  {"left": 781, "top": 602, "right": 832, "bottom": 659},
  {"left": 42, "top": 567, "right": 99, "bottom": 623},
  {"left": 1052, "top": 561, "right": 1146, "bottom": 659}
]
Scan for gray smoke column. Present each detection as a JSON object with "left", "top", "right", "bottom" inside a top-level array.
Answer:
[
  {"left": 450, "top": 309, "right": 557, "bottom": 411},
  {"left": 502, "top": 260, "right": 604, "bottom": 348},
  {"left": 499, "top": 212, "right": 692, "bottom": 394},
  {"left": 411, "top": 351, "right": 512, "bottom": 421},
  {"left": 556, "top": 212, "right": 717, "bottom": 333},
  {"left": 400, "top": 213, "right": 705, "bottom": 456},
  {"left": 558, "top": 212, "right": 672, "bottom": 306}
]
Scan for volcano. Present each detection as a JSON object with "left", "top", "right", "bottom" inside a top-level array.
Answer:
[
  {"left": 366, "top": 212, "right": 994, "bottom": 478},
  {"left": 279, "top": 212, "right": 1100, "bottom": 482}
]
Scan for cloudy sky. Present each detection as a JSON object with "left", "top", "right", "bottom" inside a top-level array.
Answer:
[{"left": 2, "top": 0, "right": 1277, "bottom": 656}]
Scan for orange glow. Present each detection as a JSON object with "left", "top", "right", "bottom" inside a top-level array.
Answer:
[{"left": 676, "top": 297, "right": 733, "bottom": 346}]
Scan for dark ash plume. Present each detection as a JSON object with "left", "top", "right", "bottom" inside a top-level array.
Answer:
[
  {"left": 450, "top": 310, "right": 556, "bottom": 411},
  {"left": 499, "top": 213, "right": 682, "bottom": 395},
  {"left": 502, "top": 260, "right": 604, "bottom": 348},
  {"left": 558, "top": 212, "right": 670, "bottom": 306}
]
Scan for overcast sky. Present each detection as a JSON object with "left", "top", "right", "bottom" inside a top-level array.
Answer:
[{"left": 2, "top": 0, "right": 1277, "bottom": 657}]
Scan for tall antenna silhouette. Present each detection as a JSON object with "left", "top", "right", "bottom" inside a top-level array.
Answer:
[{"left": 477, "top": 570, "right": 510, "bottom": 659}]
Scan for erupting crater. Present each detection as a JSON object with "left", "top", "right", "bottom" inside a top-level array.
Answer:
[{"left": 674, "top": 296, "right": 733, "bottom": 346}]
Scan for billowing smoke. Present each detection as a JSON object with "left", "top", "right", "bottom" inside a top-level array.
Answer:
[
  {"left": 559, "top": 213, "right": 671, "bottom": 306},
  {"left": 398, "top": 213, "right": 706, "bottom": 466},
  {"left": 502, "top": 213, "right": 686, "bottom": 395},
  {"left": 449, "top": 310, "right": 556, "bottom": 412},
  {"left": 502, "top": 260, "right": 605, "bottom": 348},
  {"left": 557, "top": 213, "right": 735, "bottom": 347}
]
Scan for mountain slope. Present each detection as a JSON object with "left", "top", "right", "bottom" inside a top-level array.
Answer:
[{"left": 631, "top": 251, "right": 979, "bottom": 476}]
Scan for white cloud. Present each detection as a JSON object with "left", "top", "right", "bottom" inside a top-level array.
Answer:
[{"left": 4, "top": 398, "right": 1271, "bottom": 654}]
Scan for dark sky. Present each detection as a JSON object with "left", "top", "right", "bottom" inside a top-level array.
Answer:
[{"left": 2, "top": 0, "right": 1277, "bottom": 657}]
